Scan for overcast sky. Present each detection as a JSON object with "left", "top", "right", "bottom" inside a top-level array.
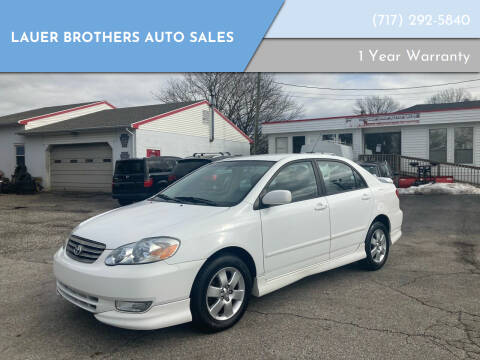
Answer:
[{"left": 1, "top": 73, "right": 479, "bottom": 119}]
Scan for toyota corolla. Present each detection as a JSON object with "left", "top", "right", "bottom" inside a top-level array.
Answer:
[{"left": 54, "top": 154, "right": 402, "bottom": 332}]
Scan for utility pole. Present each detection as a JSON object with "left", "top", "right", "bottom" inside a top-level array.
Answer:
[
  {"left": 209, "top": 90, "right": 215, "bottom": 142},
  {"left": 254, "top": 72, "right": 261, "bottom": 154}
]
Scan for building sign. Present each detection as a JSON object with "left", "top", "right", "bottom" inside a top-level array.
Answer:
[
  {"left": 120, "top": 133, "right": 129, "bottom": 148},
  {"left": 146, "top": 149, "right": 161, "bottom": 157},
  {"left": 345, "top": 113, "right": 420, "bottom": 128},
  {"left": 120, "top": 151, "right": 130, "bottom": 160}
]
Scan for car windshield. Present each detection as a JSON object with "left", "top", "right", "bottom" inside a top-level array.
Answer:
[
  {"left": 158, "top": 160, "right": 275, "bottom": 207},
  {"left": 361, "top": 164, "right": 378, "bottom": 176}
]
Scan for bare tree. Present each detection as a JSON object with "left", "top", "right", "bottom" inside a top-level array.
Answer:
[
  {"left": 353, "top": 96, "right": 400, "bottom": 115},
  {"left": 426, "top": 88, "right": 474, "bottom": 104},
  {"left": 153, "top": 73, "right": 303, "bottom": 153}
]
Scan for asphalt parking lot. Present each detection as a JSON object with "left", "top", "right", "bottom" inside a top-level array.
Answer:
[{"left": 0, "top": 192, "right": 479, "bottom": 360}]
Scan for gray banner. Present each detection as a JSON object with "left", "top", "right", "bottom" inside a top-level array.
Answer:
[{"left": 246, "top": 39, "right": 479, "bottom": 72}]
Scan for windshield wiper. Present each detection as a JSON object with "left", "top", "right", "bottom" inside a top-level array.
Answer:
[
  {"left": 173, "top": 196, "right": 220, "bottom": 206},
  {"left": 152, "top": 194, "right": 182, "bottom": 203}
]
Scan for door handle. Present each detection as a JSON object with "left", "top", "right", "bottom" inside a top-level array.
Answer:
[
  {"left": 361, "top": 193, "right": 371, "bottom": 200},
  {"left": 314, "top": 202, "right": 328, "bottom": 211}
]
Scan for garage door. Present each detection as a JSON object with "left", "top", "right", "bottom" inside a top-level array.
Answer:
[{"left": 50, "top": 143, "right": 113, "bottom": 192}]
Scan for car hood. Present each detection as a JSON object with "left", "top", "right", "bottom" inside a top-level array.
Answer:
[{"left": 72, "top": 200, "right": 228, "bottom": 249}]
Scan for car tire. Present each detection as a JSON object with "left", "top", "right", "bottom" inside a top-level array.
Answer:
[
  {"left": 190, "top": 254, "right": 252, "bottom": 332},
  {"left": 117, "top": 200, "right": 132, "bottom": 206},
  {"left": 362, "top": 222, "right": 390, "bottom": 271}
]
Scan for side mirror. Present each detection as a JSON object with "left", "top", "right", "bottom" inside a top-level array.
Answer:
[{"left": 262, "top": 190, "right": 292, "bottom": 206}]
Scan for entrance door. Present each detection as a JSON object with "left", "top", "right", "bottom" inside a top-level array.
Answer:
[{"left": 364, "top": 132, "right": 401, "bottom": 155}]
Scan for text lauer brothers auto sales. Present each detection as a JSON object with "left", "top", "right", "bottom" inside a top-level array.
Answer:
[{"left": 10, "top": 31, "right": 235, "bottom": 44}]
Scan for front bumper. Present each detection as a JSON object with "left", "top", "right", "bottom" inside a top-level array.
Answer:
[{"left": 53, "top": 247, "right": 204, "bottom": 330}]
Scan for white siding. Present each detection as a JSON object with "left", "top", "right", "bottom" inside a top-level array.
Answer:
[
  {"left": 402, "top": 127, "right": 428, "bottom": 158},
  {"left": 0, "top": 125, "right": 25, "bottom": 177},
  {"left": 24, "top": 102, "right": 114, "bottom": 130},
  {"left": 137, "top": 103, "right": 250, "bottom": 144},
  {"left": 135, "top": 129, "right": 250, "bottom": 158}
]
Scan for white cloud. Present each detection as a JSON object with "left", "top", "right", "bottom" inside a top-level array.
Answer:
[{"left": 1, "top": 73, "right": 479, "bottom": 119}]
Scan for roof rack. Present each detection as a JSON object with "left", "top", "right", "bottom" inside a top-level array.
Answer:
[{"left": 192, "top": 152, "right": 231, "bottom": 157}]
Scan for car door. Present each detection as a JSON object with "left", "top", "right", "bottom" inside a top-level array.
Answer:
[
  {"left": 316, "top": 160, "right": 374, "bottom": 259},
  {"left": 259, "top": 161, "right": 331, "bottom": 279}
]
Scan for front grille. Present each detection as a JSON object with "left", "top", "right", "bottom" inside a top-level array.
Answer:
[
  {"left": 57, "top": 281, "right": 98, "bottom": 312},
  {"left": 66, "top": 235, "right": 106, "bottom": 263}
]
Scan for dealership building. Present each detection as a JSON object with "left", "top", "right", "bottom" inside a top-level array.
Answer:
[
  {"left": 264, "top": 101, "right": 480, "bottom": 168},
  {"left": 0, "top": 100, "right": 251, "bottom": 192}
]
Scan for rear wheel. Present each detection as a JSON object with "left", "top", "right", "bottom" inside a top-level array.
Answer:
[
  {"left": 191, "top": 255, "right": 252, "bottom": 332},
  {"left": 117, "top": 199, "right": 132, "bottom": 206},
  {"left": 362, "top": 222, "right": 390, "bottom": 271}
]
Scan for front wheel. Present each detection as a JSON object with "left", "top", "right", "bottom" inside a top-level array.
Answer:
[
  {"left": 190, "top": 255, "right": 252, "bottom": 332},
  {"left": 362, "top": 222, "right": 390, "bottom": 271}
]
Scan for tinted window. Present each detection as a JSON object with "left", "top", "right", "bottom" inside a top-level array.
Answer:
[
  {"left": 317, "top": 161, "right": 365, "bottom": 195},
  {"left": 266, "top": 161, "right": 318, "bottom": 202},
  {"left": 115, "top": 160, "right": 144, "bottom": 174},
  {"left": 339, "top": 133, "right": 353, "bottom": 145},
  {"left": 173, "top": 159, "right": 211, "bottom": 177},
  {"left": 148, "top": 159, "right": 177, "bottom": 173},
  {"left": 162, "top": 161, "right": 274, "bottom": 206}
]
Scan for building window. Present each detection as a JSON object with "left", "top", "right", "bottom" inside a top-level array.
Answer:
[
  {"left": 322, "top": 134, "right": 335, "bottom": 141},
  {"left": 275, "top": 137, "right": 288, "bottom": 153},
  {"left": 15, "top": 145, "right": 25, "bottom": 166},
  {"left": 454, "top": 127, "right": 473, "bottom": 164},
  {"left": 429, "top": 129, "right": 447, "bottom": 163},
  {"left": 338, "top": 133, "right": 353, "bottom": 146},
  {"left": 292, "top": 136, "right": 305, "bottom": 153}
]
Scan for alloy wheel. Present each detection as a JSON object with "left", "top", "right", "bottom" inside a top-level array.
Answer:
[
  {"left": 370, "top": 229, "right": 387, "bottom": 264},
  {"left": 205, "top": 267, "right": 245, "bottom": 321}
]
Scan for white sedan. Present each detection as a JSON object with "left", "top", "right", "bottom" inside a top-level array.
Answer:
[{"left": 54, "top": 154, "right": 402, "bottom": 332}]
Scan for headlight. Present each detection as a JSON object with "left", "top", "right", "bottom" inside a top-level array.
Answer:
[{"left": 105, "top": 237, "right": 180, "bottom": 266}]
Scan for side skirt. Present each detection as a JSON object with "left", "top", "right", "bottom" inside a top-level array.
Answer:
[{"left": 252, "top": 249, "right": 367, "bottom": 297}]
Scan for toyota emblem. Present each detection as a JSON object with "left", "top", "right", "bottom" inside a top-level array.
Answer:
[{"left": 73, "top": 244, "right": 83, "bottom": 256}]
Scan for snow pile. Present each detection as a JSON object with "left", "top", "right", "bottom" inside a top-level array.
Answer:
[{"left": 398, "top": 182, "right": 480, "bottom": 195}]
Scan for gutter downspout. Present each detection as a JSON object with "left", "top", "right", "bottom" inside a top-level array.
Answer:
[{"left": 126, "top": 127, "right": 136, "bottom": 158}]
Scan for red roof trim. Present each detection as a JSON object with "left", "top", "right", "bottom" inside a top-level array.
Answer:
[
  {"left": 18, "top": 101, "right": 116, "bottom": 125},
  {"left": 264, "top": 105, "right": 480, "bottom": 125},
  {"left": 214, "top": 108, "right": 253, "bottom": 144},
  {"left": 131, "top": 100, "right": 209, "bottom": 128},
  {"left": 131, "top": 100, "right": 253, "bottom": 144}
]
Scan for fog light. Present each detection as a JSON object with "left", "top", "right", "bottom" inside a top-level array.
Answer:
[{"left": 115, "top": 300, "right": 152, "bottom": 313}]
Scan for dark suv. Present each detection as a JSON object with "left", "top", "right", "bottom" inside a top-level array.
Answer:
[
  {"left": 167, "top": 153, "right": 232, "bottom": 185},
  {"left": 112, "top": 157, "right": 180, "bottom": 205}
]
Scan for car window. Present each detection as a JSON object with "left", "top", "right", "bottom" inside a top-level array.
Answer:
[
  {"left": 362, "top": 164, "right": 379, "bottom": 176},
  {"left": 162, "top": 161, "right": 274, "bottom": 206},
  {"left": 266, "top": 161, "right": 318, "bottom": 202},
  {"left": 317, "top": 161, "right": 365, "bottom": 195},
  {"left": 148, "top": 159, "right": 177, "bottom": 172},
  {"left": 115, "top": 160, "right": 144, "bottom": 174}
]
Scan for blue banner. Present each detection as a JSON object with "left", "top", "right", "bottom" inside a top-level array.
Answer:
[{"left": 0, "top": 0, "right": 283, "bottom": 72}]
